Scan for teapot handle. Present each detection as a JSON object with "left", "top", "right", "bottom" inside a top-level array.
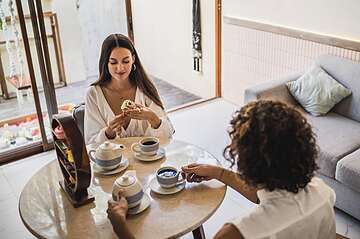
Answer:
[
  {"left": 176, "top": 171, "right": 186, "bottom": 186},
  {"left": 117, "top": 144, "right": 126, "bottom": 150},
  {"left": 131, "top": 143, "right": 141, "bottom": 153},
  {"left": 88, "top": 150, "right": 96, "bottom": 162}
]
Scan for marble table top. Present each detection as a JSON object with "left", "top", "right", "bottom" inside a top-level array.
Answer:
[{"left": 19, "top": 138, "right": 226, "bottom": 239}]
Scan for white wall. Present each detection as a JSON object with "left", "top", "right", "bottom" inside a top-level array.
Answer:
[
  {"left": 77, "top": 0, "right": 128, "bottom": 79},
  {"left": 222, "top": 0, "right": 360, "bottom": 104},
  {"left": 223, "top": 0, "right": 360, "bottom": 40},
  {"left": 131, "top": 0, "right": 215, "bottom": 99},
  {"left": 51, "top": 0, "right": 86, "bottom": 83}
]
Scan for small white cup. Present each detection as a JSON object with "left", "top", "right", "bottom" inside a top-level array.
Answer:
[
  {"left": 156, "top": 166, "right": 185, "bottom": 188},
  {"left": 132, "top": 137, "right": 160, "bottom": 156}
]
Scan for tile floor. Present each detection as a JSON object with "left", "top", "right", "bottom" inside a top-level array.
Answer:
[{"left": 0, "top": 99, "right": 359, "bottom": 239}]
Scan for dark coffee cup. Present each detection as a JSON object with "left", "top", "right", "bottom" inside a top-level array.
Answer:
[
  {"left": 132, "top": 137, "right": 160, "bottom": 156},
  {"left": 156, "top": 166, "right": 185, "bottom": 188}
]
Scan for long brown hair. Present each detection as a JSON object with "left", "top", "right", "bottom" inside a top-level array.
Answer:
[{"left": 91, "top": 33, "right": 164, "bottom": 109}]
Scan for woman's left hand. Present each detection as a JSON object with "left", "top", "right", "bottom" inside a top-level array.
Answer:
[{"left": 125, "top": 103, "right": 161, "bottom": 128}]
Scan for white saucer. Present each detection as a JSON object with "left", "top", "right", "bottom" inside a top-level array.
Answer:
[
  {"left": 149, "top": 177, "right": 186, "bottom": 195},
  {"left": 127, "top": 193, "right": 151, "bottom": 215},
  {"left": 92, "top": 157, "right": 129, "bottom": 176},
  {"left": 134, "top": 148, "right": 165, "bottom": 162}
]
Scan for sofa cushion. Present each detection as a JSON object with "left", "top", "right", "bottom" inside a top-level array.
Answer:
[
  {"left": 336, "top": 149, "right": 360, "bottom": 193},
  {"left": 315, "top": 55, "right": 360, "bottom": 122},
  {"left": 286, "top": 65, "right": 351, "bottom": 116},
  {"left": 307, "top": 112, "right": 360, "bottom": 178}
]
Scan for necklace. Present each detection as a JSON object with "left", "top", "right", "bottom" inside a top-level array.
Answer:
[{"left": 102, "top": 85, "right": 135, "bottom": 101}]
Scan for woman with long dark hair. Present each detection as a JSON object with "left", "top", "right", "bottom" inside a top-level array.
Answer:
[{"left": 84, "top": 34, "right": 174, "bottom": 144}]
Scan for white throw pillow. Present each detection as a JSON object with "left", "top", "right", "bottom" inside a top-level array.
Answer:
[{"left": 286, "top": 65, "right": 352, "bottom": 116}]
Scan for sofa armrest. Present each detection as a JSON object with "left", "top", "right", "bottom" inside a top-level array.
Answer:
[{"left": 244, "top": 73, "right": 302, "bottom": 106}]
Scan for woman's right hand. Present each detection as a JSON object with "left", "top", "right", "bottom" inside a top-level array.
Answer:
[
  {"left": 181, "top": 163, "right": 224, "bottom": 183},
  {"left": 106, "top": 113, "right": 128, "bottom": 138}
]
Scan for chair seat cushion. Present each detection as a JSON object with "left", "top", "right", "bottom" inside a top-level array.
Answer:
[
  {"left": 307, "top": 112, "right": 360, "bottom": 178},
  {"left": 336, "top": 149, "right": 360, "bottom": 193}
]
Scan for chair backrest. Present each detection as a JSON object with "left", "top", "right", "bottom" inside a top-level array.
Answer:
[
  {"left": 72, "top": 103, "right": 85, "bottom": 137},
  {"left": 315, "top": 55, "right": 360, "bottom": 122}
]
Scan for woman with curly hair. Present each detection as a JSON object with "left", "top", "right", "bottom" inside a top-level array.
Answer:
[
  {"left": 107, "top": 100, "right": 336, "bottom": 239},
  {"left": 180, "top": 100, "right": 336, "bottom": 239}
]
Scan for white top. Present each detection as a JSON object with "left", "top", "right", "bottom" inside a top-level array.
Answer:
[
  {"left": 231, "top": 177, "right": 336, "bottom": 239},
  {"left": 84, "top": 85, "right": 174, "bottom": 144}
]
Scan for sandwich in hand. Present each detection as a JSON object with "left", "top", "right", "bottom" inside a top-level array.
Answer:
[{"left": 121, "top": 99, "right": 139, "bottom": 112}]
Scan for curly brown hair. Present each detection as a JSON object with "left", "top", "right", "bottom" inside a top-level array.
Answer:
[{"left": 223, "top": 100, "right": 318, "bottom": 193}]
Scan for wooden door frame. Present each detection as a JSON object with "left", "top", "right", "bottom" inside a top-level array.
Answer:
[
  {"left": 124, "top": 0, "right": 222, "bottom": 102},
  {"left": 215, "top": 0, "right": 221, "bottom": 97},
  {"left": 125, "top": 0, "right": 134, "bottom": 43}
]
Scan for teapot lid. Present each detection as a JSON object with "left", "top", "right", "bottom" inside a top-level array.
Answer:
[
  {"left": 99, "top": 141, "right": 115, "bottom": 151},
  {"left": 116, "top": 175, "right": 135, "bottom": 187}
]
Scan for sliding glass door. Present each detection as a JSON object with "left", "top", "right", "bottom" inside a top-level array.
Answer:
[{"left": 0, "top": 0, "right": 68, "bottom": 163}]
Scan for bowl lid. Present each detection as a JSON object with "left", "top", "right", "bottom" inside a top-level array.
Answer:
[{"left": 116, "top": 175, "right": 135, "bottom": 187}]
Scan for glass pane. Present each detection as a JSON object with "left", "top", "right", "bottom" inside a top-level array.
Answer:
[{"left": 0, "top": 0, "right": 54, "bottom": 159}]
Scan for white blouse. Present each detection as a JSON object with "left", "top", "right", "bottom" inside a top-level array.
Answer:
[
  {"left": 84, "top": 85, "right": 174, "bottom": 145},
  {"left": 231, "top": 177, "right": 336, "bottom": 239}
]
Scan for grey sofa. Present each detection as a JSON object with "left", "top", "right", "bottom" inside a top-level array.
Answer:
[{"left": 244, "top": 55, "right": 360, "bottom": 220}]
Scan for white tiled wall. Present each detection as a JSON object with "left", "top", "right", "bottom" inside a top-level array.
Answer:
[{"left": 222, "top": 18, "right": 360, "bottom": 104}]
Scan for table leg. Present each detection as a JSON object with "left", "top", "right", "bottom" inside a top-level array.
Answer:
[{"left": 192, "top": 225, "right": 206, "bottom": 239}]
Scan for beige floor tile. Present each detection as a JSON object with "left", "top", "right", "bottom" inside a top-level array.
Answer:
[
  {"left": 1, "top": 151, "right": 55, "bottom": 197},
  {"left": 0, "top": 169, "right": 15, "bottom": 201},
  {"left": 0, "top": 200, "right": 35, "bottom": 238},
  {"left": 335, "top": 208, "right": 360, "bottom": 239}
]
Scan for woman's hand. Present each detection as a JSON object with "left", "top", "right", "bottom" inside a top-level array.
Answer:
[
  {"left": 107, "top": 191, "right": 129, "bottom": 236},
  {"left": 181, "top": 163, "right": 224, "bottom": 183},
  {"left": 106, "top": 113, "right": 129, "bottom": 138},
  {"left": 107, "top": 197, "right": 128, "bottom": 222},
  {"left": 125, "top": 103, "right": 161, "bottom": 129},
  {"left": 106, "top": 191, "right": 128, "bottom": 230}
]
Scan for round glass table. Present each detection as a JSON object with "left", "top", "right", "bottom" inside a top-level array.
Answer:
[{"left": 19, "top": 138, "right": 226, "bottom": 239}]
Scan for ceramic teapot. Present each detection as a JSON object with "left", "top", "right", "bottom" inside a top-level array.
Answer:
[
  {"left": 112, "top": 170, "right": 144, "bottom": 208},
  {"left": 89, "top": 141, "right": 125, "bottom": 170}
]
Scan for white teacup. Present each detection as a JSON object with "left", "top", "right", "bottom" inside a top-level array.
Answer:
[
  {"left": 132, "top": 137, "right": 160, "bottom": 156},
  {"left": 156, "top": 166, "right": 185, "bottom": 188}
]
